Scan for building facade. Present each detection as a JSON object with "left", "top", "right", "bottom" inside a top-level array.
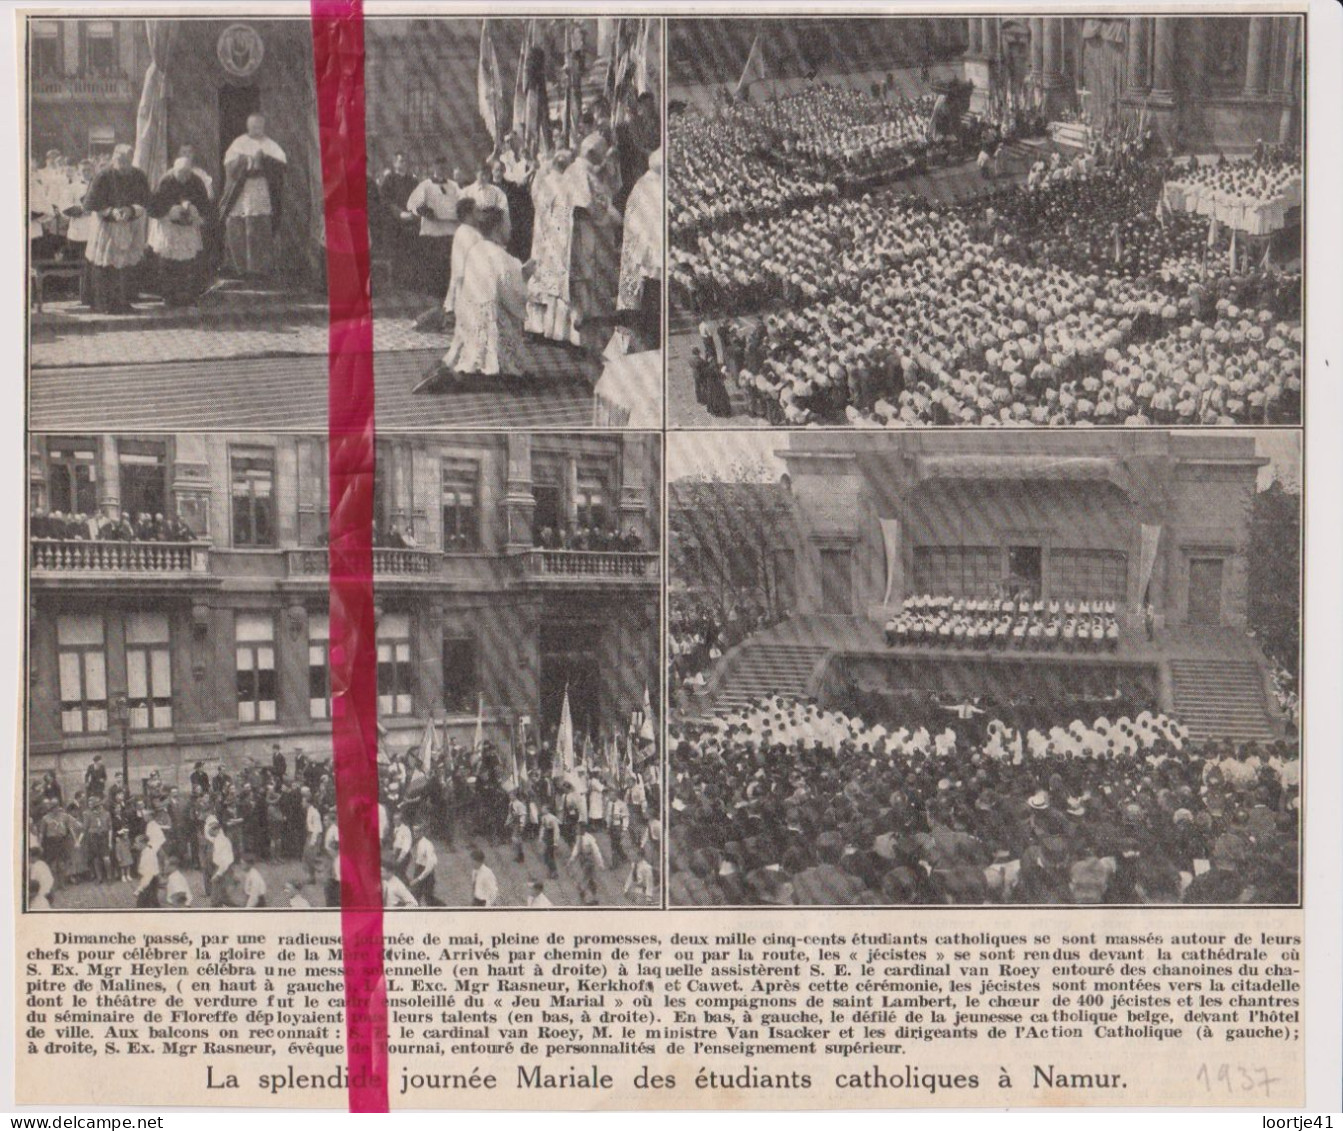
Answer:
[
  {"left": 28, "top": 17, "right": 145, "bottom": 163},
  {"left": 28, "top": 16, "right": 325, "bottom": 284},
  {"left": 964, "top": 15, "right": 1301, "bottom": 149},
  {"left": 27, "top": 432, "right": 660, "bottom": 793},
  {"left": 776, "top": 432, "right": 1265, "bottom": 634}
]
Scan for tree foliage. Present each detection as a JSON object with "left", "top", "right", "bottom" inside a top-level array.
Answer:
[{"left": 1246, "top": 475, "right": 1301, "bottom": 677}]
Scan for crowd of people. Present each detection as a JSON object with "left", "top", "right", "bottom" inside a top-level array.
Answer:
[
  {"left": 668, "top": 695, "right": 1299, "bottom": 906},
  {"left": 669, "top": 596, "right": 781, "bottom": 701},
  {"left": 533, "top": 522, "right": 646, "bottom": 553},
  {"left": 29, "top": 113, "right": 289, "bottom": 313},
  {"left": 30, "top": 509, "right": 197, "bottom": 542},
  {"left": 671, "top": 84, "right": 1302, "bottom": 427},
  {"left": 668, "top": 84, "right": 1000, "bottom": 244},
  {"left": 1162, "top": 147, "right": 1301, "bottom": 237},
  {"left": 29, "top": 726, "right": 663, "bottom": 911},
  {"left": 884, "top": 594, "right": 1121, "bottom": 652},
  {"left": 373, "top": 96, "right": 663, "bottom": 386}
]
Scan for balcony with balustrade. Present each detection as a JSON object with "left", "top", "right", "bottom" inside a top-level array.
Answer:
[
  {"left": 285, "top": 546, "right": 444, "bottom": 578},
  {"left": 32, "top": 74, "right": 137, "bottom": 102},
  {"left": 29, "top": 538, "right": 213, "bottom": 590},
  {"left": 516, "top": 549, "right": 660, "bottom": 587}
]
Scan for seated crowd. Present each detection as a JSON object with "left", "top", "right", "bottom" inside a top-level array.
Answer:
[
  {"left": 669, "top": 696, "right": 1298, "bottom": 906},
  {"left": 32, "top": 509, "right": 197, "bottom": 542},
  {"left": 884, "top": 594, "right": 1121, "bottom": 652},
  {"left": 672, "top": 120, "right": 1301, "bottom": 426},
  {"left": 669, "top": 85, "right": 990, "bottom": 244}
]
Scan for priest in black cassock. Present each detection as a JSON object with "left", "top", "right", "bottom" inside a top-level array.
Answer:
[
  {"left": 378, "top": 152, "right": 420, "bottom": 291},
  {"left": 83, "top": 144, "right": 150, "bottom": 313},
  {"left": 148, "top": 157, "right": 216, "bottom": 307}
]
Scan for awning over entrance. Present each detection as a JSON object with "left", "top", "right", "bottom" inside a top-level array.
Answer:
[{"left": 914, "top": 455, "right": 1131, "bottom": 496}]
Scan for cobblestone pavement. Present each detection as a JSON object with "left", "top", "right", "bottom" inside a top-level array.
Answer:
[
  {"left": 31, "top": 307, "right": 453, "bottom": 370},
  {"left": 31, "top": 340, "right": 599, "bottom": 431},
  {"left": 41, "top": 828, "right": 655, "bottom": 911}
]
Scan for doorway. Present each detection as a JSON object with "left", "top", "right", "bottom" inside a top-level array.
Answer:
[
  {"left": 118, "top": 440, "right": 167, "bottom": 519},
  {"left": 218, "top": 84, "right": 261, "bottom": 171},
  {"left": 539, "top": 621, "right": 602, "bottom": 743},
  {"left": 819, "top": 548, "right": 853, "bottom": 614},
  {"left": 1187, "top": 558, "right": 1224, "bottom": 625},
  {"left": 1008, "top": 545, "right": 1043, "bottom": 600}
]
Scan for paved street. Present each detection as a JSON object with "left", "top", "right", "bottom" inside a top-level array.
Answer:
[
  {"left": 31, "top": 327, "right": 599, "bottom": 431},
  {"left": 42, "top": 827, "right": 657, "bottom": 911}
]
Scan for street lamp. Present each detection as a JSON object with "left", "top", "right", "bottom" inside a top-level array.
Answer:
[{"left": 108, "top": 691, "right": 130, "bottom": 799}]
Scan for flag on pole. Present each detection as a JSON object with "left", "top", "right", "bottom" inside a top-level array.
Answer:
[
  {"left": 734, "top": 34, "right": 765, "bottom": 99},
  {"left": 557, "top": 684, "right": 575, "bottom": 774},
  {"left": 640, "top": 684, "right": 655, "bottom": 742},
  {"left": 634, "top": 18, "right": 652, "bottom": 96},
  {"left": 512, "top": 20, "right": 532, "bottom": 148},
  {"left": 472, "top": 692, "right": 485, "bottom": 754},
  {"left": 477, "top": 18, "right": 506, "bottom": 146},
  {"left": 417, "top": 717, "right": 439, "bottom": 773},
  {"left": 560, "top": 19, "right": 584, "bottom": 149}
]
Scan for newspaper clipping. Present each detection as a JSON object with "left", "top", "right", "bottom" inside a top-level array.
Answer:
[{"left": 13, "top": 3, "right": 1326, "bottom": 1114}]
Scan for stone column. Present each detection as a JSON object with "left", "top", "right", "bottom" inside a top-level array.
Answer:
[
  {"left": 98, "top": 435, "right": 120, "bottom": 517},
  {"left": 1273, "top": 18, "right": 1299, "bottom": 93},
  {"left": 1150, "top": 17, "right": 1176, "bottom": 102},
  {"left": 1126, "top": 17, "right": 1150, "bottom": 92},
  {"left": 1030, "top": 18, "right": 1044, "bottom": 81},
  {"left": 967, "top": 17, "right": 982, "bottom": 57},
  {"left": 984, "top": 18, "right": 1000, "bottom": 59},
  {"left": 1043, "top": 18, "right": 1063, "bottom": 88},
  {"left": 1244, "top": 17, "right": 1272, "bottom": 95},
  {"left": 617, "top": 437, "right": 649, "bottom": 544},
  {"left": 503, "top": 433, "right": 534, "bottom": 551}
]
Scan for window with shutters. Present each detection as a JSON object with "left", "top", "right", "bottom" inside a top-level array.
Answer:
[
  {"left": 82, "top": 20, "right": 116, "bottom": 76},
  {"left": 1051, "top": 550, "right": 1128, "bottom": 603},
  {"left": 235, "top": 612, "right": 276, "bottom": 723},
  {"left": 911, "top": 546, "right": 1000, "bottom": 597},
  {"left": 297, "top": 438, "right": 328, "bottom": 547},
  {"left": 231, "top": 448, "right": 276, "bottom": 547},
  {"left": 308, "top": 611, "right": 331, "bottom": 720},
  {"left": 441, "top": 459, "right": 479, "bottom": 551},
  {"left": 125, "top": 611, "right": 171, "bottom": 730},
  {"left": 377, "top": 612, "right": 413, "bottom": 716},
  {"left": 576, "top": 464, "right": 611, "bottom": 530},
  {"left": 32, "top": 21, "right": 60, "bottom": 78},
  {"left": 57, "top": 613, "right": 107, "bottom": 734},
  {"left": 46, "top": 438, "right": 98, "bottom": 516},
  {"left": 532, "top": 459, "right": 563, "bottom": 541}
]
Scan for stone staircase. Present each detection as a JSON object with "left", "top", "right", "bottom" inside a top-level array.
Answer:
[
  {"left": 1168, "top": 657, "right": 1279, "bottom": 744},
  {"left": 705, "top": 641, "right": 833, "bottom": 714}
]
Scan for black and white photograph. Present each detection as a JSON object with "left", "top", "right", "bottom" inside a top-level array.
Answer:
[
  {"left": 667, "top": 429, "right": 1301, "bottom": 906},
  {"left": 667, "top": 16, "right": 1302, "bottom": 427},
  {"left": 26, "top": 15, "right": 664, "bottom": 431},
  {"left": 25, "top": 430, "right": 663, "bottom": 910}
]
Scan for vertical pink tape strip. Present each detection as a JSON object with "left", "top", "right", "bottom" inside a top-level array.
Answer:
[{"left": 311, "top": 0, "right": 388, "bottom": 1113}]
